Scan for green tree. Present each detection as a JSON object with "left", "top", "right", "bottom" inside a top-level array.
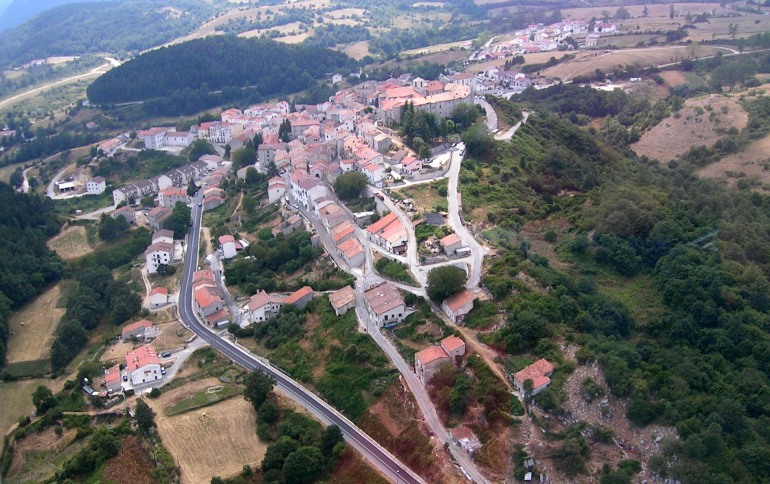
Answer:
[
  {"left": 262, "top": 436, "right": 299, "bottom": 471},
  {"left": 728, "top": 23, "right": 738, "bottom": 40},
  {"left": 134, "top": 398, "right": 156, "bottom": 434},
  {"left": 32, "top": 385, "right": 57, "bottom": 413},
  {"left": 9, "top": 167, "right": 23, "bottom": 188},
  {"left": 245, "top": 167, "right": 260, "bottom": 185},
  {"left": 669, "top": 4, "right": 676, "bottom": 19},
  {"left": 232, "top": 145, "right": 256, "bottom": 170},
  {"left": 282, "top": 446, "right": 325, "bottom": 484},
  {"left": 187, "top": 139, "right": 216, "bottom": 162},
  {"left": 279, "top": 119, "right": 292, "bottom": 142},
  {"left": 451, "top": 103, "right": 481, "bottom": 131},
  {"left": 333, "top": 172, "right": 368, "bottom": 200},
  {"left": 321, "top": 425, "right": 344, "bottom": 454},
  {"left": 224, "top": 143, "right": 231, "bottom": 160},
  {"left": 615, "top": 7, "right": 631, "bottom": 20},
  {"left": 642, "top": 5, "right": 648, "bottom": 17},
  {"left": 164, "top": 201, "right": 191, "bottom": 236},
  {"left": 187, "top": 179, "right": 198, "bottom": 197},
  {"left": 426, "top": 266, "right": 466, "bottom": 302},
  {"left": 98, "top": 213, "right": 129, "bottom": 241},
  {"left": 244, "top": 371, "right": 276, "bottom": 411}
]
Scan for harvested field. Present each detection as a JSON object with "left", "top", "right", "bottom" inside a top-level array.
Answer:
[
  {"left": 403, "top": 40, "right": 470, "bottom": 56},
  {"left": 344, "top": 40, "right": 371, "bottom": 59},
  {"left": 542, "top": 46, "right": 724, "bottom": 81},
  {"left": 632, "top": 94, "right": 747, "bottom": 161},
  {"left": 6, "top": 283, "right": 65, "bottom": 364},
  {"left": 561, "top": 3, "right": 732, "bottom": 20},
  {"left": 48, "top": 225, "right": 93, "bottom": 260},
  {"left": 698, "top": 132, "right": 770, "bottom": 192},
  {"left": 147, "top": 378, "right": 266, "bottom": 484}
]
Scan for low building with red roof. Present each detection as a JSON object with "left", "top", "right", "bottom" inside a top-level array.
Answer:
[
  {"left": 247, "top": 290, "right": 286, "bottom": 324},
  {"left": 284, "top": 286, "right": 314, "bottom": 309},
  {"left": 149, "top": 287, "right": 169, "bottom": 308},
  {"left": 513, "top": 359, "right": 555, "bottom": 396},
  {"left": 219, "top": 234, "right": 237, "bottom": 259},
  {"left": 328, "top": 285, "right": 356, "bottom": 316},
  {"left": 415, "top": 346, "right": 450, "bottom": 385},
  {"left": 440, "top": 335, "right": 466, "bottom": 360},
  {"left": 102, "top": 364, "right": 123, "bottom": 392},
  {"left": 441, "top": 289, "right": 475, "bottom": 324},
  {"left": 126, "top": 345, "right": 162, "bottom": 386}
]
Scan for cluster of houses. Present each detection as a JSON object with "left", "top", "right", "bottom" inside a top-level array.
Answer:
[
  {"left": 136, "top": 127, "right": 195, "bottom": 150},
  {"left": 101, "top": 320, "right": 165, "bottom": 392},
  {"left": 111, "top": 154, "right": 224, "bottom": 207},
  {"left": 244, "top": 286, "right": 315, "bottom": 327},
  {"left": 192, "top": 269, "right": 231, "bottom": 327},
  {"left": 144, "top": 229, "right": 178, "bottom": 274},
  {"left": 415, "top": 335, "right": 466, "bottom": 385}
]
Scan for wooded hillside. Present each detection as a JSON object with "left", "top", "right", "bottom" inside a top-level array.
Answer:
[
  {"left": 0, "top": 0, "right": 213, "bottom": 68},
  {"left": 86, "top": 36, "right": 357, "bottom": 111}
]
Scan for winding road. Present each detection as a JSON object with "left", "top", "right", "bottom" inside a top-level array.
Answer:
[{"left": 178, "top": 192, "right": 425, "bottom": 484}]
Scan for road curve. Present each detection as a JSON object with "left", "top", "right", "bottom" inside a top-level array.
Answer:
[{"left": 179, "top": 192, "right": 425, "bottom": 484}]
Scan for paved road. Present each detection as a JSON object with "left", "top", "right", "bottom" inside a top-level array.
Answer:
[
  {"left": 495, "top": 111, "right": 530, "bottom": 141},
  {"left": 0, "top": 61, "right": 113, "bottom": 109},
  {"left": 178, "top": 192, "right": 424, "bottom": 484},
  {"left": 474, "top": 97, "right": 498, "bottom": 133},
  {"left": 445, "top": 143, "right": 485, "bottom": 289}
]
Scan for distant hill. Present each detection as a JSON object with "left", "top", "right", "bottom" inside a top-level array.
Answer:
[
  {"left": 0, "top": 0, "right": 109, "bottom": 33},
  {"left": 87, "top": 36, "right": 357, "bottom": 114},
  {"left": 0, "top": 0, "right": 214, "bottom": 68}
]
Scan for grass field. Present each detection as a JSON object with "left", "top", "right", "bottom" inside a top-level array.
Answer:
[
  {"left": 47, "top": 225, "right": 94, "bottom": 260},
  {"left": 343, "top": 41, "right": 371, "bottom": 60},
  {"left": 164, "top": 385, "right": 242, "bottom": 416},
  {"left": 403, "top": 40, "right": 470, "bottom": 56},
  {"left": 0, "top": 380, "right": 51, "bottom": 435},
  {"left": 6, "top": 283, "right": 65, "bottom": 364},
  {"left": 148, "top": 377, "right": 266, "bottom": 484}
]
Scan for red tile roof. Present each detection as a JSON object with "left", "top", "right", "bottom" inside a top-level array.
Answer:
[
  {"left": 121, "top": 319, "right": 152, "bottom": 336},
  {"left": 125, "top": 345, "right": 159, "bottom": 372},
  {"left": 366, "top": 212, "right": 398, "bottom": 235},
  {"left": 415, "top": 346, "right": 449, "bottom": 365},
  {"left": 443, "top": 289, "right": 474, "bottom": 312},
  {"left": 514, "top": 359, "right": 554, "bottom": 389},
  {"left": 194, "top": 286, "right": 221, "bottom": 309},
  {"left": 329, "top": 285, "right": 356, "bottom": 310},
  {"left": 285, "top": 286, "right": 313, "bottom": 305},
  {"left": 441, "top": 335, "right": 465, "bottom": 353},
  {"left": 440, "top": 233, "right": 462, "bottom": 247},
  {"left": 150, "top": 287, "right": 168, "bottom": 296}
]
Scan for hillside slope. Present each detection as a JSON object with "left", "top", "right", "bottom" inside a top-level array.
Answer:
[
  {"left": 0, "top": 0, "right": 214, "bottom": 68},
  {"left": 87, "top": 36, "right": 357, "bottom": 109}
]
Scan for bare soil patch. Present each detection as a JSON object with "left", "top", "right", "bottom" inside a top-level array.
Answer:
[
  {"left": 558, "top": 346, "right": 678, "bottom": 482},
  {"left": 147, "top": 378, "right": 266, "bottom": 484},
  {"left": 343, "top": 40, "right": 371, "bottom": 60},
  {"left": 6, "top": 283, "right": 65, "bottom": 364},
  {"left": 632, "top": 94, "right": 747, "bottom": 161},
  {"left": 698, "top": 132, "right": 770, "bottom": 192},
  {"left": 101, "top": 436, "right": 155, "bottom": 484},
  {"left": 153, "top": 321, "right": 193, "bottom": 353},
  {"left": 100, "top": 341, "right": 136, "bottom": 365},
  {"left": 48, "top": 225, "right": 93, "bottom": 260},
  {"left": 657, "top": 70, "right": 688, "bottom": 89},
  {"left": 359, "top": 380, "right": 466, "bottom": 484}
]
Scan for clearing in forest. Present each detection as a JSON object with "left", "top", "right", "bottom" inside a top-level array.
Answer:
[
  {"left": 48, "top": 225, "right": 93, "bottom": 260},
  {"left": 631, "top": 94, "right": 747, "bottom": 162},
  {"left": 6, "top": 283, "right": 65, "bottom": 364},
  {"left": 698, "top": 132, "right": 770, "bottom": 192}
]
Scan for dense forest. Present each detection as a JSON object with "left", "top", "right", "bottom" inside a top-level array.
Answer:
[
  {"left": 86, "top": 36, "right": 357, "bottom": 115},
  {"left": 463, "top": 81, "right": 770, "bottom": 481},
  {"left": 0, "top": 0, "right": 214, "bottom": 68},
  {"left": 0, "top": 183, "right": 62, "bottom": 365}
]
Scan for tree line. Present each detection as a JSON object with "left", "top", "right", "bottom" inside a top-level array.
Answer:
[{"left": 0, "top": 183, "right": 63, "bottom": 365}]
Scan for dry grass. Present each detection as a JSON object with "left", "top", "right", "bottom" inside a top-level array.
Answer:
[
  {"left": 6, "top": 283, "right": 65, "bottom": 364},
  {"left": 0, "top": 380, "right": 47, "bottom": 435},
  {"left": 561, "top": 3, "right": 732, "bottom": 20},
  {"left": 344, "top": 41, "right": 371, "bottom": 60},
  {"left": 698, "top": 133, "right": 770, "bottom": 192},
  {"left": 632, "top": 94, "right": 747, "bottom": 161},
  {"left": 48, "top": 225, "right": 93, "bottom": 260},
  {"left": 393, "top": 183, "right": 445, "bottom": 213},
  {"left": 326, "top": 7, "right": 366, "bottom": 19},
  {"left": 148, "top": 378, "right": 266, "bottom": 484},
  {"left": 153, "top": 321, "right": 193, "bottom": 352},
  {"left": 403, "top": 40, "right": 470, "bottom": 56},
  {"left": 542, "top": 46, "right": 723, "bottom": 81}
]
